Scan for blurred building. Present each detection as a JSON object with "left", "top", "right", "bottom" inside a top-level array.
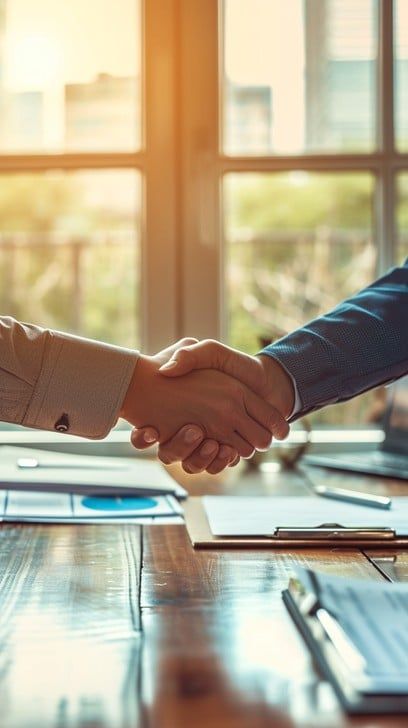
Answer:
[
  {"left": 304, "top": 0, "right": 408, "bottom": 150},
  {"left": 225, "top": 83, "right": 273, "bottom": 154},
  {"left": 2, "top": 91, "right": 43, "bottom": 149},
  {"left": 64, "top": 73, "right": 139, "bottom": 151}
]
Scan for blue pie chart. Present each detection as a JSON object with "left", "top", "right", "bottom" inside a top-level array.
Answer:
[{"left": 81, "top": 495, "right": 158, "bottom": 511}]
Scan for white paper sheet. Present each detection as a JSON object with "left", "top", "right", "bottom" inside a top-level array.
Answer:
[
  {"left": 2, "top": 490, "right": 182, "bottom": 523},
  {"left": 0, "top": 445, "right": 187, "bottom": 498},
  {"left": 203, "top": 495, "right": 408, "bottom": 536}
]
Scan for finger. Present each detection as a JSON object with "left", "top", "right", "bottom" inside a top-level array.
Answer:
[
  {"left": 159, "top": 339, "right": 231, "bottom": 377},
  {"left": 182, "top": 439, "right": 220, "bottom": 474},
  {"left": 131, "top": 427, "right": 159, "bottom": 450},
  {"left": 228, "top": 454, "right": 241, "bottom": 467},
  {"left": 205, "top": 445, "right": 237, "bottom": 475},
  {"left": 226, "top": 432, "right": 255, "bottom": 459},
  {"left": 157, "top": 337, "right": 199, "bottom": 363},
  {"left": 244, "top": 390, "right": 289, "bottom": 441},
  {"left": 235, "top": 415, "right": 273, "bottom": 453},
  {"left": 157, "top": 424, "right": 205, "bottom": 465}
]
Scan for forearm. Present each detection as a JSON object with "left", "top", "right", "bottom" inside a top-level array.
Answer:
[
  {"left": 0, "top": 316, "right": 138, "bottom": 438},
  {"left": 261, "top": 260, "right": 408, "bottom": 420}
]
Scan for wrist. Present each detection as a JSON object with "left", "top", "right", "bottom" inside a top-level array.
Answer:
[
  {"left": 119, "top": 354, "right": 155, "bottom": 426},
  {"left": 257, "top": 354, "right": 295, "bottom": 419}
]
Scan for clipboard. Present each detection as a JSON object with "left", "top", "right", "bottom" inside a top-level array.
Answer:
[
  {"left": 183, "top": 497, "right": 408, "bottom": 549},
  {"left": 282, "top": 569, "right": 408, "bottom": 714}
]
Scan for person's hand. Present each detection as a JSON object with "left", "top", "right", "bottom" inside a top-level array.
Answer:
[
  {"left": 132, "top": 422, "right": 241, "bottom": 474},
  {"left": 127, "top": 338, "right": 241, "bottom": 473},
  {"left": 159, "top": 339, "right": 295, "bottom": 417},
  {"left": 121, "top": 340, "right": 289, "bottom": 463},
  {"left": 131, "top": 339, "right": 293, "bottom": 473}
]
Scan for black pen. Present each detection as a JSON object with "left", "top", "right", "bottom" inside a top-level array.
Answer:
[{"left": 314, "top": 484, "right": 392, "bottom": 510}]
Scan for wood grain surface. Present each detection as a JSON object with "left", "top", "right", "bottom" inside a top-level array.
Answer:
[
  {"left": 0, "top": 524, "right": 142, "bottom": 728},
  {"left": 0, "top": 462, "right": 407, "bottom": 727}
]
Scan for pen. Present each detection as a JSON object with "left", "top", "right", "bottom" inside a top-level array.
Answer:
[
  {"left": 314, "top": 484, "right": 392, "bottom": 510},
  {"left": 17, "top": 457, "right": 129, "bottom": 471}
]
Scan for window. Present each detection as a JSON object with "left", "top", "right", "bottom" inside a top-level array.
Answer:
[
  {"left": 0, "top": 0, "right": 406, "bottom": 439},
  {"left": 221, "top": 0, "right": 381, "bottom": 425},
  {"left": 0, "top": 0, "right": 142, "bottom": 347},
  {"left": 179, "top": 0, "right": 406, "bottom": 428}
]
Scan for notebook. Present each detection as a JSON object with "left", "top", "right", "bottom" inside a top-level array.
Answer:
[
  {"left": 305, "top": 375, "right": 408, "bottom": 480},
  {"left": 283, "top": 567, "right": 408, "bottom": 713}
]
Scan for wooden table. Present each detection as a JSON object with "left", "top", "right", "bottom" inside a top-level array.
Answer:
[{"left": 1, "top": 461, "right": 407, "bottom": 727}]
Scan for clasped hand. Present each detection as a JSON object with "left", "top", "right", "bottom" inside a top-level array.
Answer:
[{"left": 121, "top": 338, "right": 294, "bottom": 474}]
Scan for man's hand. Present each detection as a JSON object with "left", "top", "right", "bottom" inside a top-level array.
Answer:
[
  {"left": 121, "top": 340, "right": 289, "bottom": 465},
  {"left": 159, "top": 340, "right": 295, "bottom": 417},
  {"left": 131, "top": 340, "right": 293, "bottom": 473}
]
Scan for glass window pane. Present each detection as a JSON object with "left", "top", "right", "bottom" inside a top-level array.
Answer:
[
  {"left": 395, "top": 0, "right": 408, "bottom": 151},
  {"left": 0, "top": 170, "right": 141, "bottom": 348},
  {"left": 222, "top": 0, "right": 377, "bottom": 155},
  {"left": 224, "top": 172, "right": 377, "bottom": 425},
  {"left": 0, "top": 0, "right": 141, "bottom": 152},
  {"left": 397, "top": 173, "right": 408, "bottom": 263}
]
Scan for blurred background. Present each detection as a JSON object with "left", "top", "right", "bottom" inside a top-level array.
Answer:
[{"left": 0, "top": 0, "right": 407, "bottom": 432}]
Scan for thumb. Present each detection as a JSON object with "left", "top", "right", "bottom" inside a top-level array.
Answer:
[
  {"left": 158, "top": 339, "right": 225, "bottom": 377},
  {"left": 156, "top": 337, "right": 198, "bottom": 362},
  {"left": 159, "top": 341, "right": 267, "bottom": 404},
  {"left": 131, "top": 426, "right": 159, "bottom": 450}
]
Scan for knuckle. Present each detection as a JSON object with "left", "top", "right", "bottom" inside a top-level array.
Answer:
[
  {"left": 258, "top": 431, "right": 273, "bottom": 451},
  {"left": 240, "top": 443, "right": 255, "bottom": 459},
  {"left": 207, "top": 462, "right": 223, "bottom": 475},
  {"left": 182, "top": 460, "right": 202, "bottom": 474},
  {"left": 230, "top": 380, "right": 243, "bottom": 398},
  {"left": 176, "top": 347, "right": 188, "bottom": 359},
  {"left": 159, "top": 446, "right": 179, "bottom": 462},
  {"left": 179, "top": 336, "right": 197, "bottom": 347}
]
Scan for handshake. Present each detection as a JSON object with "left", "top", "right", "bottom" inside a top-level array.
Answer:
[{"left": 120, "top": 338, "right": 295, "bottom": 474}]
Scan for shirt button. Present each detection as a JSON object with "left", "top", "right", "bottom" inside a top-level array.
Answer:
[{"left": 55, "top": 413, "right": 70, "bottom": 433}]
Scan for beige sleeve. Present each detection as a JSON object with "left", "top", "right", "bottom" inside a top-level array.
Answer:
[{"left": 0, "top": 316, "right": 139, "bottom": 439}]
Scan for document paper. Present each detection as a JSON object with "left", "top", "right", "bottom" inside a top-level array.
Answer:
[
  {"left": 0, "top": 445, "right": 187, "bottom": 498},
  {"left": 294, "top": 568, "right": 408, "bottom": 693},
  {"left": 0, "top": 491, "right": 183, "bottom": 524},
  {"left": 203, "top": 495, "right": 408, "bottom": 536}
]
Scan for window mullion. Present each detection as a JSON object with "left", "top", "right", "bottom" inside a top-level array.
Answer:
[
  {"left": 142, "top": 0, "right": 180, "bottom": 353},
  {"left": 376, "top": 0, "right": 396, "bottom": 273},
  {"left": 179, "top": 0, "right": 221, "bottom": 340}
]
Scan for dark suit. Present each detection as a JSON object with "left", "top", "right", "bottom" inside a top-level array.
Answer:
[{"left": 261, "top": 258, "right": 408, "bottom": 420}]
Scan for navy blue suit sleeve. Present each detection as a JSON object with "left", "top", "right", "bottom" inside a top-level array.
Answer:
[{"left": 260, "top": 259, "right": 408, "bottom": 421}]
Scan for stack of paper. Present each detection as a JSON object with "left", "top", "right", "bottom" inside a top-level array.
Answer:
[
  {"left": 283, "top": 567, "right": 408, "bottom": 713},
  {"left": 0, "top": 445, "right": 186, "bottom": 497},
  {"left": 0, "top": 446, "right": 186, "bottom": 524}
]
